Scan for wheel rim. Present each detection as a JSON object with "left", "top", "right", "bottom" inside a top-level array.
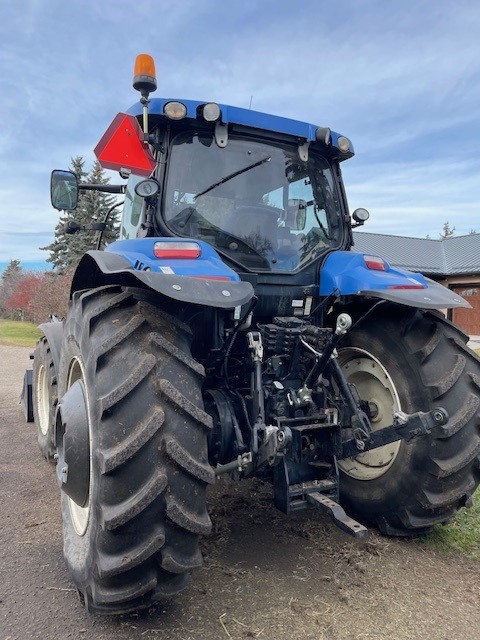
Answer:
[
  {"left": 338, "top": 347, "right": 402, "bottom": 480},
  {"left": 65, "top": 357, "right": 91, "bottom": 536},
  {"left": 37, "top": 363, "right": 50, "bottom": 436}
]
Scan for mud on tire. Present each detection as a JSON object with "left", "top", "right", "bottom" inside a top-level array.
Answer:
[
  {"left": 338, "top": 305, "right": 480, "bottom": 536},
  {"left": 57, "top": 286, "right": 214, "bottom": 614}
]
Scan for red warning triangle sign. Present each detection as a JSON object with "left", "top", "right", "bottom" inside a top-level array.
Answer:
[{"left": 94, "top": 113, "right": 156, "bottom": 177}]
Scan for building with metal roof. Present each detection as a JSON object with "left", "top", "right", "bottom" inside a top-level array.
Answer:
[
  {"left": 352, "top": 231, "right": 480, "bottom": 276},
  {"left": 351, "top": 231, "right": 480, "bottom": 335}
]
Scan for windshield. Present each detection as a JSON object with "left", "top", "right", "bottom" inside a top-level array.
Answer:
[{"left": 163, "top": 132, "right": 344, "bottom": 272}]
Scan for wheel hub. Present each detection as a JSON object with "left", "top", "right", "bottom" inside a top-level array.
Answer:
[
  {"left": 205, "top": 389, "right": 237, "bottom": 466},
  {"left": 55, "top": 380, "right": 90, "bottom": 508},
  {"left": 338, "top": 347, "right": 402, "bottom": 480},
  {"left": 37, "top": 364, "right": 50, "bottom": 435}
]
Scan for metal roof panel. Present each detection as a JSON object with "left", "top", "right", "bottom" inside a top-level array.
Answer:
[{"left": 352, "top": 232, "right": 480, "bottom": 276}]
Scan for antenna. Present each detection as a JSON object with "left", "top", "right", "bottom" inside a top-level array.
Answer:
[{"left": 249, "top": 95, "right": 253, "bottom": 110}]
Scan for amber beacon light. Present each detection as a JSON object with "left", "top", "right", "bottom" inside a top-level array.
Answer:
[
  {"left": 133, "top": 54, "right": 157, "bottom": 95},
  {"left": 133, "top": 54, "right": 157, "bottom": 140}
]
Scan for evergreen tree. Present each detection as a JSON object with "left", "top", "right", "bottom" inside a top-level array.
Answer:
[
  {"left": 42, "top": 157, "right": 120, "bottom": 272},
  {"left": 1, "top": 258, "right": 22, "bottom": 283},
  {"left": 0, "top": 259, "right": 24, "bottom": 316},
  {"left": 440, "top": 221, "right": 455, "bottom": 238}
]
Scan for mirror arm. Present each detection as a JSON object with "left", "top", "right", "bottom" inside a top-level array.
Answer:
[{"left": 78, "top": 183, "right": 126, "bottom": 194}]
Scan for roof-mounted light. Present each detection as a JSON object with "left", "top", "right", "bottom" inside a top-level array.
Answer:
[
  {"left": 164, "top": 101, "right": 187, "bottom": 120},
  {"left": 133, "top": 54, "right": 157, "bottom": 95},
  {"left": 153, "top": 241, "right": 201, "bottom": 259},
  {"left": 337, "top": 136, "right": 351, "bottom": 153},
  {"left": 203, "top": 102, "right": 221, "bottom": 122}
]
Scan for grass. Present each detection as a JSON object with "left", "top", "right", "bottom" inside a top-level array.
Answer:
[
  {"left": 0, "top": 319, "right": 42, "bottom": 347},
  {"left": 419, "top": 487, "right": 480, "bottom": 559}
]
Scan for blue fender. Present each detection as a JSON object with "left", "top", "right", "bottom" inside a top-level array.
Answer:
[
  {"left": 38, "top": 320, "right": 64, "bottom": 377},
  {"left": 71, "top": 238, "right": 254, "bottom": 310},
  {"left": 320, "top": 251, "right": 470, "bottom": 310}
]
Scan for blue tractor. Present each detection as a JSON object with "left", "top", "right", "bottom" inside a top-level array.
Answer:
[{"left": 28, "top": 55, "right": 480, "bottom": 614}]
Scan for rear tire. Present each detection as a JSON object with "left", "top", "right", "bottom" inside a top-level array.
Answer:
[
  {"left": 56, "top": 286, "right": 214, "bottom": 614},
  {"left": 33, "top": 336, "right": 57, "bottom": 461},
  {"left": 338, "top": 306, "right": 480, "bottom": 536}
]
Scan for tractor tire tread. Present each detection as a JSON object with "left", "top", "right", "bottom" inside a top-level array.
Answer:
[
  {"left": 97, "top": 528, "right": 166, "bottom": 578},
  {"left": 165, "top": 437, "right": 216, "bottom": 484},
  {"left": 340, "top": 305, "right": 480, "bottom": 536},
  {"left": 33, "top": 335, "right": 58, "bottom": 461},
  {"left": 99, "top": 410, "right": 165, "bottom": 473},
  {"left": 59, "top": 286, "right": 212, "bottom": 614},
  {"left": 101, "top": 470, "right": 168, "bottom": 530}
]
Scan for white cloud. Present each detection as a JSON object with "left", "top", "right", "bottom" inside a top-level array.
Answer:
[
  {"left": 1, "top": 0, "right": 480, "bottom": 260},
  {"left": 344, "top": 158, "right": 480, "bottom": 237}
]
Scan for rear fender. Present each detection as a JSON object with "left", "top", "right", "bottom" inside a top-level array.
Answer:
[
  {"left": 71, "top": 240, "right": 254, "bottom": 309},
  {"left": 320, "top": 251, "right": 470, "bottom": 310},
  {"left": 38, "top": 320, "right": 64, "bottom": 376},
  {"left": 22, "top": 320, "right": 64, "bottom": 424}
]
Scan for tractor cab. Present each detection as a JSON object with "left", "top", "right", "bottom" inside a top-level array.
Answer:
[{"left": 118, "top": 97, "right": 356, "bottom": 277}]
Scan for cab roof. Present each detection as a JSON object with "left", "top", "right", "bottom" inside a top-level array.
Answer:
[{"left": 127, "top": 98, "right": 354, "bottom": 159}]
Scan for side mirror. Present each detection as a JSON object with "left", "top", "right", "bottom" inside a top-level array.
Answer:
[
  {"left": 50, "top": 170, "right": 78, "bottom": 211},
  {"left": 287, "top": 199, "right": 307, "bottom": 230}
]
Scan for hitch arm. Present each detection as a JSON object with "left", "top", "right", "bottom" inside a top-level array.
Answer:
[
  {"left": 339, "top": 407, "right": 449, "bottom": 459},
  {"left": 306, "top": 493, "right": 368, "bottom": 539}
]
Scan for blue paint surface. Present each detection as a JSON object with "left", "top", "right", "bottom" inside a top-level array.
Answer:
[
  {"left": 320, "top": 251, "right": 427, "bottom": 295},
  {"left": 106, "top": 238, "right": 240, "bottom": 280}
]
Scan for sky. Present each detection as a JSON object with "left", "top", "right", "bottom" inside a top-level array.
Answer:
[{"left": 1, "top": 0, "right": 480, "bottom": 263}]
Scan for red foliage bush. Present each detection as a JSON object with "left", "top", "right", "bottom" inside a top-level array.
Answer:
[
  {"left": 4, "top": 273, "right": 47, "bottom": 322},
  {"left": 3, "top": 271, "right": 73, "bottom": 323}
]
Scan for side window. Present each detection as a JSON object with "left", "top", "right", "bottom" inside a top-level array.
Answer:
[{"left": 121, "top": 175, "right": 145, "bottom": 239}]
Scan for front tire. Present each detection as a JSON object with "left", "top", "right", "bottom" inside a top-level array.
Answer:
[
  {"left": 338, "top": 305, "right": 480, "bottom": 536},
  {"left": 56, "top": 286, "right": 214, "bottom": 614},
  {"left": 33, "top": 336, "right": 58, "bottom": 461}
]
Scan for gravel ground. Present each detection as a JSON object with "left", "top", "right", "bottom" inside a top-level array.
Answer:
[{"left": 1, "top": 344, "right": 479, "bottom": 640}]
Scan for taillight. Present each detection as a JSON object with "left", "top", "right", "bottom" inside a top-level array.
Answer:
[
  {"left": 364, "top": 255, "right": 386, "bottom": 271},
  {"left": 153, "top": 241, "right": 201, "bottom": 259}
]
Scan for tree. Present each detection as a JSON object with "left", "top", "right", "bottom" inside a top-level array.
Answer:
[
  {"left": 41, "top": 157, "right": 120, "bottom": 272},
  {"left": 440, "top": 221, "right": 455, "bottom": 238},
  {"left": 0, "top": 259, "right": 23, "bottom": 317},
  {"left": 3, "top": 272, "right": 46, "bottom": 322},
  {"left": 1, "top": 258, "right": 22, "bottom": 281},
  {"left": 30, "top": 270, "right": 73, "bottom": 322}
]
